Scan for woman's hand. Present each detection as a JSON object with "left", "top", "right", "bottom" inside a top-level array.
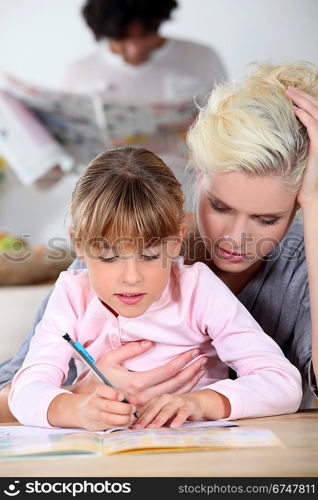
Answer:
[
  {"left": 286, "top": 86, "right": 318, "bottom": 207},
  {"left": 70, "top": 340, "right": 207, "bottom": 406},
  {"left": 286, "top": 86, "right": 318, "bottom": 384}
]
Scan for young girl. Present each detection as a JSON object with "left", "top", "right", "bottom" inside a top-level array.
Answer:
[{"left": 9, "top": 147, "right": 302, "bottom": 430}]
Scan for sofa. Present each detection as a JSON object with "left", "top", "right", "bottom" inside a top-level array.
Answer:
[{"left": 0, "top": 283, "right": 51, "bottom": 363}]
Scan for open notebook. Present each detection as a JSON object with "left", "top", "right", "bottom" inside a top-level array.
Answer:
[{"left": 0, "top": 421, "right": 283, "bottom": 458}]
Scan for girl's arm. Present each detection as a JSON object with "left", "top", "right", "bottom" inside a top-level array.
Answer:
[
  {"left": 286, "top": 87, "right": 318, "bottom": 384},
  {"left": 8, "top": 271, "right": 85, "bottom": 427}
]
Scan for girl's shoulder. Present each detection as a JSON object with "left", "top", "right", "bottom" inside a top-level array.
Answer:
[
  {"left": 57, "top": 267, "right": 89, "bottom": 284},
  {"left": 172, "top": 258, "right": 230, "bottom": 293},
  {"left": 54, "top": 268, "right": 92, "bottom": 298}
]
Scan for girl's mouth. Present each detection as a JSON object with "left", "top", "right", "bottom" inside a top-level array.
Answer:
[{"left": 116, "top": 293, "right": 145, "bottom": 305}]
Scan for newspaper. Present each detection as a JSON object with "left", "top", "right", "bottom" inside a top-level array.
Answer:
[
  {"left": 1, "top": 74, "right": 196, "bottom": 183},
  {"left": 0, "top": 90, "right": 74, "bottom": 185}
]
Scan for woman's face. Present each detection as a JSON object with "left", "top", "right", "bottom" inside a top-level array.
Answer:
[{"left": 196, "top": 171, "right": 298, "bottom": 273}]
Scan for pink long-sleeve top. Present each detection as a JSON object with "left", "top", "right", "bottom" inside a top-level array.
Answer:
[{"left": 9, "top": 259, "right": 302, "bottom": 427}]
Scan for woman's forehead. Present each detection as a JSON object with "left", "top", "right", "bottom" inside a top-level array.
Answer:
[{"left": 200, "top": 172, "right": 297, "bottom": 214}]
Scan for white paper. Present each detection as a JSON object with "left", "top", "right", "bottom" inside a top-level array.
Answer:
[{"left": 0, "top": 418, "right": 237, "bottom": 441}]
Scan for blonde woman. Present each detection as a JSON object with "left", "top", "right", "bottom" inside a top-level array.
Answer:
[{"left": 182, "top": 62, "right": 318, "bottom": 405}]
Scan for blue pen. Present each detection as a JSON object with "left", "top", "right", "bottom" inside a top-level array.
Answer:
[{"left": 62, "top": 332, "right": 134, "bottom": 412}]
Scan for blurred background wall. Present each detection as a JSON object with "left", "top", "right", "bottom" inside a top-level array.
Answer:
[{"left": 0, "top": 0, "right": 317, "bottom": 87}]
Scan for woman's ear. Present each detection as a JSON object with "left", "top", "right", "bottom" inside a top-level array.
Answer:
[{"left": 68, "top": 227, "right": 85, "bottom": 262}]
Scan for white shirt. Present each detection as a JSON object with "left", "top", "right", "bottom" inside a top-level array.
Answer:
[{"left": 63, "top": 38, "right": 227, "bottom": 103}]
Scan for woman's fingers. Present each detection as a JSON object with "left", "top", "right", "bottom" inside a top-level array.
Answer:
[
  {"left": 286, "top": 86, "right": 318, "bottom": 116},
  {"left": 141, "top": 359, "right": 207, "bottom": 401},
  {"left": 130, "top": 349, "right": 202, "bottom": 389},
  {"left": 172, "top": 368, "right": 206, "bottom": 395},
  {"left": 81, "top": 344, "right": 206, "bottom": 404},
  {"left": 286, "top": 87, "right": 318, "bottom": 157},
  {"left": 97, "top": 340, "right": 154, "bottom": 367},
  {"left": 292, "top": 106, "right": 318, "bottom": 146}
]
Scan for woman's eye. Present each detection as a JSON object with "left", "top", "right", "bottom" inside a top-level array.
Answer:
[
  {"left": 258, "top": 218, "right": 280, "bottom": 226},
  {"left": 209, "top": 199, "right": 228, "bottom": 212}
]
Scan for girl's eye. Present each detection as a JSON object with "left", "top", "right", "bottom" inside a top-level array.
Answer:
[
  {"left": 257, "top": 218, "right": 280, "bottom": 226},
  {"left": 141, "top": 253, "right": 160, "bottom": 261},
  {"left": 209, "top": 199, "right": 229, "bottom": 212},
  {"left": 99, "top": 256, "right": 117, "bottom": 263}
]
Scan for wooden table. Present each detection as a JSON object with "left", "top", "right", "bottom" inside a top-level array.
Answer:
[{"left": 0, "top": 410, "right": 317, "bottom": 477}]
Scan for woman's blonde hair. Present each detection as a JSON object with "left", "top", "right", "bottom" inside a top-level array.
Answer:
[
  {"left": 187, "top": 61, "right": 318, "bottom": 191},
  {"left": 70, "top": 147, "right": 185, "bottom": 248}
]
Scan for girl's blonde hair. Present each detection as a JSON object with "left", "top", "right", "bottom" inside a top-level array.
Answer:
[
  {"left": 187, "top": 61, "right": 318, "bottom": 191},
  {"left": 70, "top": 147, "right": 185, "bottom": 247}
]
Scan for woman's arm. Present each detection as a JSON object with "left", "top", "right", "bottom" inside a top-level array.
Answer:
[
  {"left": 286, "top": 87, "right": 318, "bottom": 384},
  {"left": 70, "top": 341, "right": 206, "bottom": 406}
]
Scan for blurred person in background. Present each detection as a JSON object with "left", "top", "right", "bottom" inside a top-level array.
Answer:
[{"left": 63, "top": 0, "right": 226, "bottom": 101}]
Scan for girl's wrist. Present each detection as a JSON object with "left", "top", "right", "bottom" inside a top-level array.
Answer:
[
  {"left": 48, "top": 393, "right": 82, "bottom": 428},
  {"left": 194, "top": 389, "right": 231, "bottom": 420}
]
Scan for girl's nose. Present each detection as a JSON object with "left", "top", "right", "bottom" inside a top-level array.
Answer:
[{"left": 121, "top": 259, "right": 142, "bottom": 285}]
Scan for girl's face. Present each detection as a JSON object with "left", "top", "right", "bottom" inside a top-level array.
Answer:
[
  {"left": 196, "top": 171, "right": 298, "bottom": 274},
  {"left": 79, "top": 235, "right": 184, "bottom": 318}
]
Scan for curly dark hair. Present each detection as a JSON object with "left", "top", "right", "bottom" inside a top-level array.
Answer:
[{"left": 82, "top": 0, "right": 178, "bottom": 40}]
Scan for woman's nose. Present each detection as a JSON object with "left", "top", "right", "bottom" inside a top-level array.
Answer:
[{"left": 223, "top": 217, "right": 251, "bottom": 251}]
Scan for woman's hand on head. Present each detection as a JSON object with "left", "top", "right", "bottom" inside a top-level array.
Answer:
[
  {"left": 286, "top": 87, "right": 318, "bottom": 208},
  {"left": 70, "top": 340, "right": 207, "bottom": 406}
]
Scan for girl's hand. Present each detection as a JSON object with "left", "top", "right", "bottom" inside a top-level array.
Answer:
[
  {"left": 77, "top": 385, "right": 137, "bottom": 431},
  {"left": 134, "top": 389, "right": 230, "bottom": 429},
  {"left": 286, "top": 86, "right": 318, "bottom": 207},
  {"left": 71, "top": 341, "right": 207, "bottom": 406}
]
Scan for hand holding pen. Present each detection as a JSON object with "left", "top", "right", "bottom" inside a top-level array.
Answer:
[{"left": 62, "top": 332, "right": 138, "bottom": 419}]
